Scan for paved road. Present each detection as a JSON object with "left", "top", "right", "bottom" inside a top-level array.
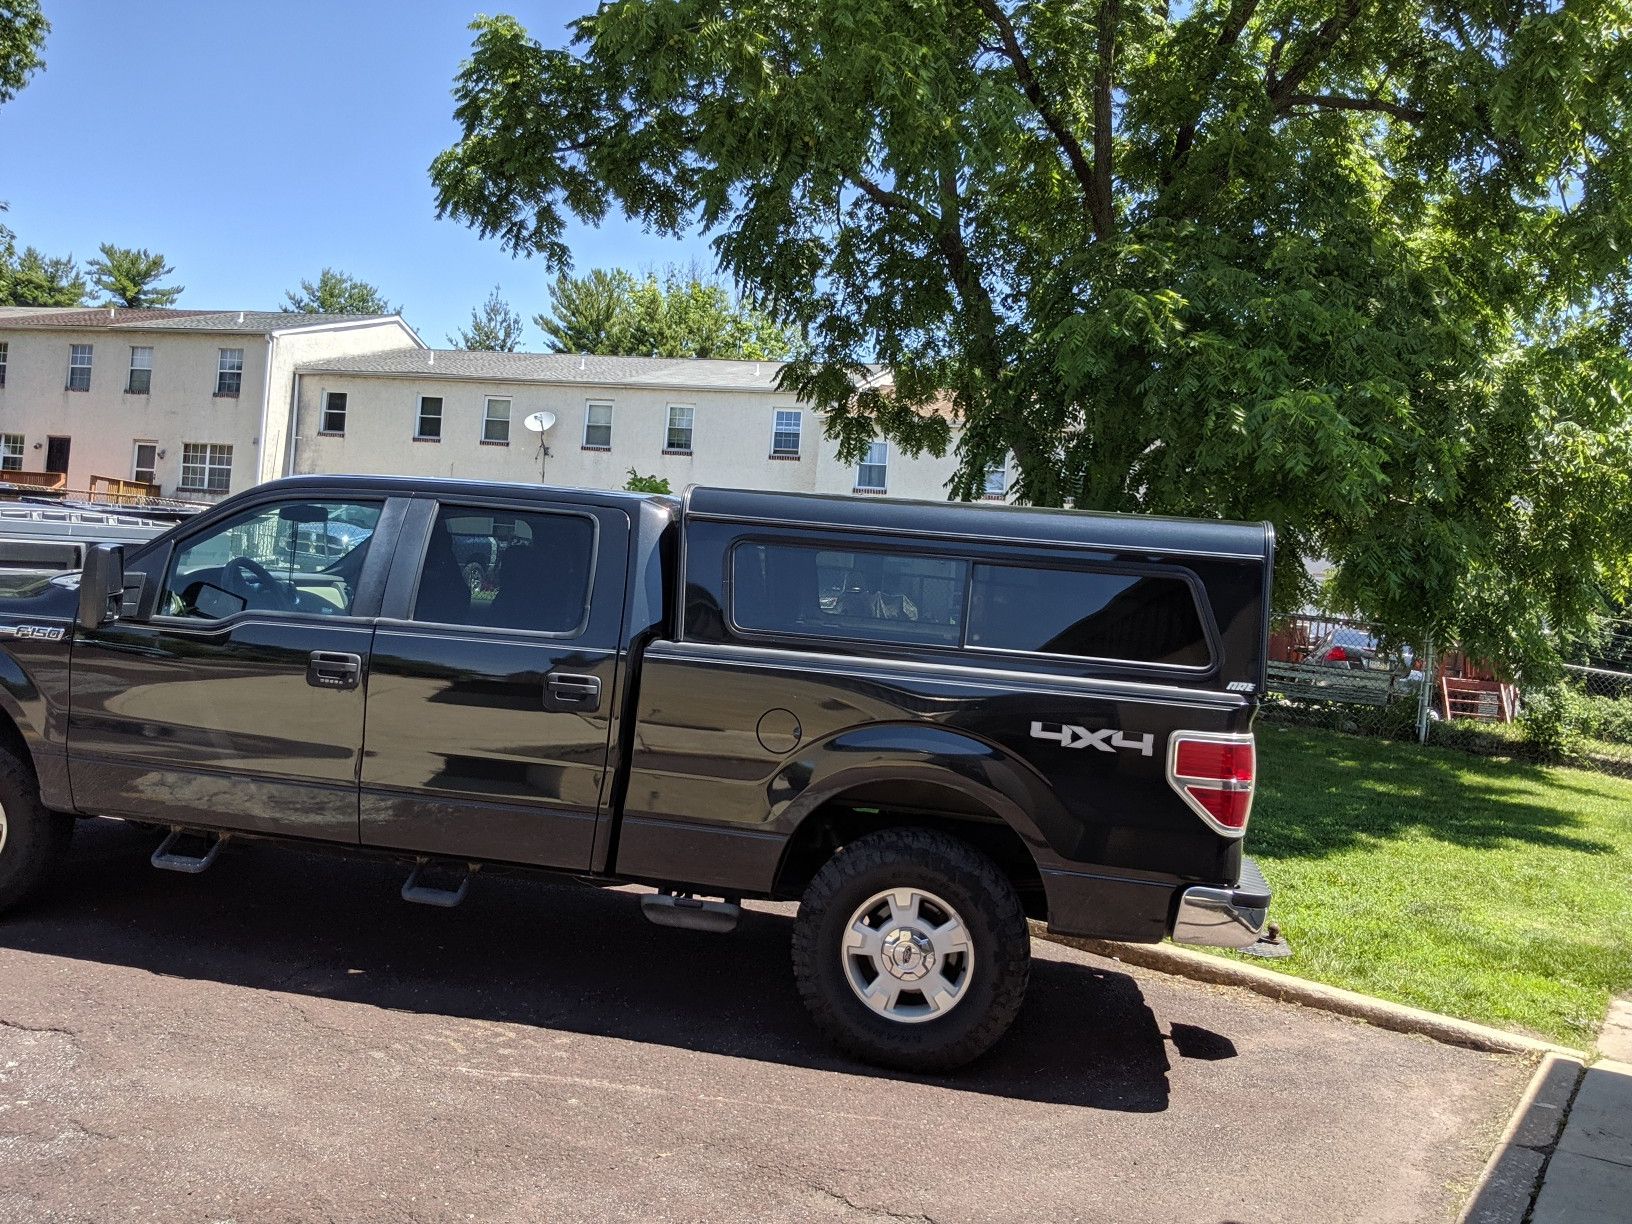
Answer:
[{"left": 0, "top": 820, "right": 1529, "bottom": 1223}]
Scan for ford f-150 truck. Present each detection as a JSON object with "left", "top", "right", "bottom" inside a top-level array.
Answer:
[{"left": 0, "top": 475, "right": 1274, "bottom": 1070}]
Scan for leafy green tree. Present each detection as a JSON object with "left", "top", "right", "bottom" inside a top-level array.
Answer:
[
  {"left": 536, "top": 268, "right": 632, "bottom": 353},
  {"left": 282, "top": 267, "right": 398, "bottom": 315},
  {"left": 86, "top": 243, "right": 183, "bottom": 307},
  {"left": 431, "top": 5, "right": 1632, "bottom": 670},
  {"left": 449, "top": 284, "right": 525, "bottom": 350},
  {"left": 0, "top": 0, "right": 48, "bottom": 298},
  {"left": 0, "top": 0, "right": 47, "bottom": 109},
  {"left": 623, "top": 469, "right": 672, "bottom": 494},
  {"left": 3, "top": 246, "right": 85, "bottom": 307},
  {"left": 536, "top": 264, "right": 793, "bottom": 358}
]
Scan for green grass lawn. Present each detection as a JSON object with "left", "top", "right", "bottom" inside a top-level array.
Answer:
[{"left": 1232, "top": 724, "right": 1632, "bottom": 1048}]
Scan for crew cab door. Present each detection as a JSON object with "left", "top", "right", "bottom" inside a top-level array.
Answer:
[
  {"left": 67, "top": 494, "right": 403, "bottom": 842},
  {"left": 359, "top": 495, "right": 628, "bottom": 870}
]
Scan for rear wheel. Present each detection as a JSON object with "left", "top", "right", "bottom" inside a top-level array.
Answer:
[
  {"left": 0, "top": 748, "right": 73, "bottom": 916},
  {"left": 791, "top": 828, "right": 1030, "bottom": 1072}
]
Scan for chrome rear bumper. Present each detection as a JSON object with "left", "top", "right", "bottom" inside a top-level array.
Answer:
[{"left": 1171, "top": 857, "right": 1272, "bottom": 950}]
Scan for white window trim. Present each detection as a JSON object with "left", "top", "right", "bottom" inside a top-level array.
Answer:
[
  {"left": 771, "top": 408, "right": 802, "bottom": 457},
  {"left": 415, "top": 394, "right": 443, "bottom": 441},
  {"left": 132, "top": 440, "right": 159, "bottom": 485},
  {"left": 583, "top": 400, "right": 614, "bottom": 449},
  {"left": 665, "top": 403, "right": 695, "bottom": 453},
  {"left": 320, "top": 391, "right": 348, "bottom": 435},
  {"left": 179, "top": 442, "right": 233, "bottom": 494},
  {"left": 67, "top": 344, "right": 93, "bottom": 391},
  {"left": 482, "top": 395, "right": 512, "bottom": 445},
  {"left": 0, "top": 433, "right": 24, "bottom": 471},
  {"left": 856, "top": 440, "right": 889, "bottom": 492},
  {"left": 215, "top": 348, "right": 244, "bottom": 397},
  {"left": 983, "top": 460, "right": 1008, "bottom": 499}
]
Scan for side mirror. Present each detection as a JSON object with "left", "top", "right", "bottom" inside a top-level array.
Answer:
[{"left": 77, "top": 544, "right": 125, "bottom": 631}]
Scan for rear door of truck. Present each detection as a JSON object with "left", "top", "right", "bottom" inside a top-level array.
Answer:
[{"left": 357, "top": 492, "right": 631, "bottom": 870}]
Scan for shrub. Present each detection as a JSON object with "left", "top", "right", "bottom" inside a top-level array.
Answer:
[{"left": 1518, "top": 684, "right": 1589, "bottom": 759}]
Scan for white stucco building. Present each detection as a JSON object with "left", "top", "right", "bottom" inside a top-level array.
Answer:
[
  {"left": 290, "top": 349, "right": 985, "bottom": 500},
  {"left": 0, "top": 306, "right": 423, "bottom": 499},
  {"left": 0, "top": 308, "right": 994, "bottom": 503}
]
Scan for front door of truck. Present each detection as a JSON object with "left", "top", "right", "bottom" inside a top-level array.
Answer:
[
  {"left": 359, "top": 496, "right": 628, "bottom": 871},
  {"left": 67, "top": 494, "right": 401, "bottom": 842}
]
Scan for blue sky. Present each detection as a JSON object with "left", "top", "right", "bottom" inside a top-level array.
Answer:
[{"left": 0, "top": 1, "right": 711, "bottom": 348}]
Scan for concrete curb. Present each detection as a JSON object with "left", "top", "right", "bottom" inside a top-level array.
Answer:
[
  {"left": 1030, "top": 923, "right": 1579, "bottom": 1057},
  {"left": 1457, "top": 1052, "right": 1584, "bottom": 1224}
]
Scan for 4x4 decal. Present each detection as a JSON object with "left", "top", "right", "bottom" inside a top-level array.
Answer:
[{"left": 1030, "top": 721, "right": 1154, "bottom": 757}]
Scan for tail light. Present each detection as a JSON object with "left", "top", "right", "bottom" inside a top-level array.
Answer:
[
  {"left": 1166, "top": 732, "right": 1255, "bottom": 836},
  {"left": 1326, "top": 646, "right": 1348, "bottom": 662}
]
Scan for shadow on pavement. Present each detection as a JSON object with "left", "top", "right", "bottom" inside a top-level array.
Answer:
[{"left": 0, "top": 820, "right": 1215, "bottom": 1112}]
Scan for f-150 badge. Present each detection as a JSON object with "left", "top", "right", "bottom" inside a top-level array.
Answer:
[
  {"left": 1030, "top": 721, "right": 1154, "bottom": 756},
  {"left": 0, "top": 624, "right": 66, "bottom": 641}
]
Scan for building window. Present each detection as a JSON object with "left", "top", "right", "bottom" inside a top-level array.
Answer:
[
  {"left": 127, "top": 346, "right": 153, "bottom": 394},
  {"left": 771, "top": 409, "right": 801, "bottom": 457},
  {"left": 483, "top": 396, "right": 511, "bottom": 444},
  {"left": 0, "top": 434, "right": 23, "bottom": 471},
  {"left": 583, "top": 401, "right": 613, "bottom": 449},
  {"left": 983, "top": 462, "right": 1007, "bottom": 499},
  {"left": 67, "top": 344, "right": 93, "bottom": 392},
  {"left": 179, "top": 443, "right": 232, "bottom": 493},
  {"left": 216, "top": 348, "right": 244, "bottom": 396},
  {"left": 415, "top": 395, "right": 443, "bottom": 441},
  {"left": 856, "top": 440, "right": 888, "bottom": 492},
  {"left": 132, "top": 441, "right": 158, "bottom": 486},
  {"left": 0, "top": 341, "right": 8, "bottom": 389},
  {"left": 665, "top": 404, "right": 694, "bottom": 453},
  {"left": 321, "top": 391, "right": 348, "bottom": 435}
]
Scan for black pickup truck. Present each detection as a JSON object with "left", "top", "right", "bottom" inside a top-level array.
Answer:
[{"left": 0, "top": 476, "right": 1274, "bottom": 1070}]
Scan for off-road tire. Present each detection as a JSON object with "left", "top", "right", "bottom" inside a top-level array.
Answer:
[
  {"left": 0, "top": 747, "right": 73, "bottom": 916},
  {"left": 792, "top": 827, "right": 1030, "bottom": 1072}
]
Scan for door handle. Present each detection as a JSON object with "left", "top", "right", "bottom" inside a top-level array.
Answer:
[
  {"left": 544, "top": 672, "right": 601, "bottom": 712},
  {"left": 307, "top": 651, "right": 362, "bottom": 690}
]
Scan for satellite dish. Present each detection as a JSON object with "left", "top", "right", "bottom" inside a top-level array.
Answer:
[{"left": 523, "top": 410, "right": 557, "bottom": 433}]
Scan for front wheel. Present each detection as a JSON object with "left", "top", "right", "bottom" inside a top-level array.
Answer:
[
  {"left": 791, "top": 828, "right": 1030, "bottom": 1072},
  {"left": 0, "top": 747, "right": 73, "bottom": 916}
]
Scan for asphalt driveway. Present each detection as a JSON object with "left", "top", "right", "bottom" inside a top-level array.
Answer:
[{"left": 0, "top": 820, "right": 1530, "bottom": 1223}]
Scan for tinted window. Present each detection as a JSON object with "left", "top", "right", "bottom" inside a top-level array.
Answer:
[
  {"left": 733, "top": 543, "right": 966, "bottom": 646},
  {"left": 162, "top": 500, "right": 381, "bottom": 619},
  {"left": 967, "top": 564, "right": 1209, "bottom": 666},
  {"left": 412, "top": 505, "right": 594, "bottom": 634}
]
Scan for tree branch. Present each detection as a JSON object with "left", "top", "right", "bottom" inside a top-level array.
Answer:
[
  {"left": 1280, "top": 92, "right": 1426, "bottom": 123},
  {"left": 1091, "top": 0, "right": 1120, "bottom": 238},
  {"left": 974, "top": 0, "right": 1106, "bottom": 237},
  {"left": 1266, "top": 0, "right": 1364, "bottom": 109},
  {"left": 850, "top": 173, "right": 936, "bottom": 227},
  {"left": 1171, "top": 0, "right": 1261, "bottom": 172}
]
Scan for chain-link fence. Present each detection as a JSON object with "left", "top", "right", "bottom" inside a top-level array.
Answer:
[
  {"left": 1258, "top": 613, "right": 1427, "bottom": 739},
  {"left": 1257, "top": 613, "right": 1632, "bottom": 779}
]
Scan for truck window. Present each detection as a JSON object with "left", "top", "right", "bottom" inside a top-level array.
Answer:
[
  {"left": 160, "top": 500, "right": 381, "bottom": 619},
  {"left": 732, "top": 542, "right": 966, "bottom": 647},
  {"left": 966, "top": 563, "right": 1210, "bottom": 666},
  {"left": 411, "top": 504, "right": 595, "bottom": 635}
]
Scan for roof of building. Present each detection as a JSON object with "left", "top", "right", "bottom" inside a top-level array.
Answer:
[
  {"left": 296, "top": 348, "right": 802, "bottom": 391},
  {"left": 0, "top": 306, "right": 419, "bottom": 339}
]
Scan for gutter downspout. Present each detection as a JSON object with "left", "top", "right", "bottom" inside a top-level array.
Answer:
[
  {"left": 285, "top": 371, "right": 302, "bottom": 477},
  {"left": 256, "top": 333, "right": 277, "bottom": 487}
]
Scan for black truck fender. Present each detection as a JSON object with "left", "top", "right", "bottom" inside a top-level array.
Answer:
[{"left": 764, "top": 723, "right": 1067, "bottom": 911}]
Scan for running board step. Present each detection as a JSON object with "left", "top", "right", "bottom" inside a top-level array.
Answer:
[
  {"left": 640, "top": 891, "right": 741, "bottom": 933},
  {"left": 401, "top": 861, "right": 476, "bottom": 908},
  {"left": 151, "top": 829, "right": 226, "bottom": 874}
]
